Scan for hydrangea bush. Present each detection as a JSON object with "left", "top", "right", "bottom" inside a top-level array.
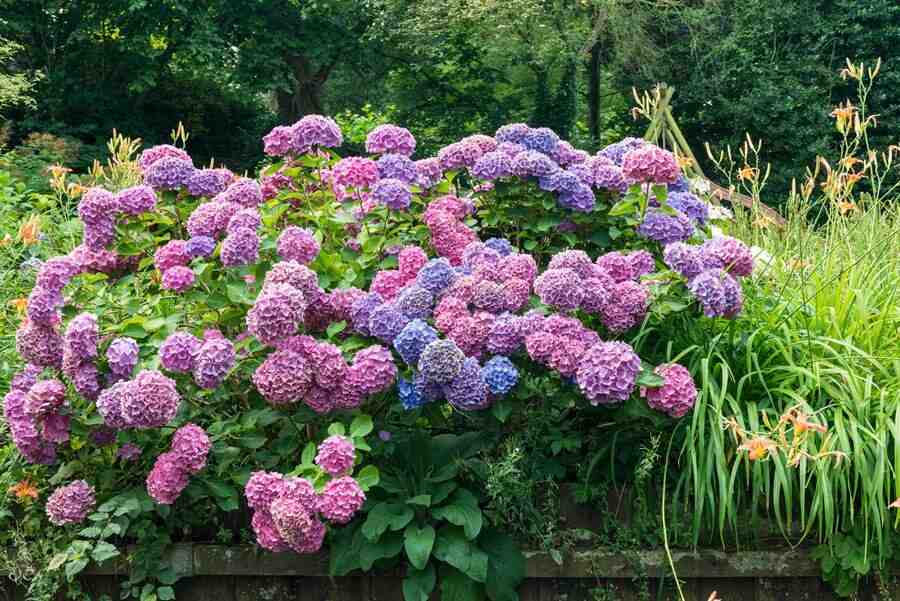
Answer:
[{"left": 2, "top": 115, "right": 756, "bottom": 599}]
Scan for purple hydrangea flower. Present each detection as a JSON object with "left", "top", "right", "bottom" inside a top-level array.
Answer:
[
  {"left": 96, "top": 381, "right": 129, "bottom": 428},
  {"left": 368, "top": 302, "right": 410, "bottom": 344},
  {"left": 534, "top": 268, "right": 583, "bottom": 312},
  {"left": 438, "top": 141, "right": 484, "bottom": 170},
  {"left": 146, "top": 451, "right": 189, "bottom": 504},
  {"left": 220, "top": 227, "right": 260, "bottom": 267},
  {"left": 597, "top": 137, "right": 646, "bottom": 165},
  {"left": 600, "top": 281, "right": 649, "bottom": 333},
  {"left": 216, "top": 178, "right": 263, "bottom": 209},
  {"left": 485, "top": 313, "right": 524, "bottom": 355},
  {"left": 120, "top": 370, "right": 181, "bottom": 428},
  {"left": 227, "top": 209, "right": 261, "bottom": 234},
  {"left": 558, "top": 183, "right": 596, "bottom": 212},
  {"left": 186, "top": 236, "right": 216, "bottom": 258},
  {"left": 161, "top": 266, "right": 195, "bottom": 292},
  {"left": 393, "top": 319, "right": 439, "bottom": 366},
  {"left": 418, "top": 339, "right": 465, "bottom": 384},
  {"left": 667, "top": 191, "right": 708, "bottom": 225},
  {"left": 159, "top": 332, "right": 201, "bottom": 373},
  {"left": 346, "top": 345, "right": 397, "bottom": 396},
  {"left": 372, "top": 178, "right": 412, "bottom": 210},
  {"left": 253, "top": 350, "right": 313, "bottom": 405},
  {"left": 396, "top": 285, "right": 434, "bottom": 320},
  {"left": 292, "top": 115, "right": 343, "bottom": 151},
  {"left": 187, "top": 201, "right": 241, "bottom": 239},
  {"left": 444, "top": 357, "right": 490, "bottom": 411},
  {"left": 416, "top": 258, "right": 456, "bottom": 295},
  {"left": 470, "top": 151, "right": 512, "bottom": 180},
  {"left": 315, "top": 435, "right": 355, "bottom": 476},
  {"left": 414, "top": 158, "right": 443, "bottom": 189},
  {"left": 637, "top": 209, "right": 694, "bottom": 244},
  {"left": 193, "top": 337, "right": 235, "bottom": 389},
  {"left": 494, "top": 123, "right": 530, "bottom": 144},
  {"left": 154, "top": 240, "right": 190, "bottom": 272},
  {"left": 187, "top": 168, "right": 233, "bottom": 197},
  {"left": 106, "top": 337, "right": 139, "bottom": 378},
  {"left": 118, "top": 443, "right": 142, "bottom": 461},
  {"left": 576, "top": 341, "right": 641, "bottom": 405},
  {"left": 144, "top": 156, "right": 195, "bottom": 190},
  {"left": 277, "top": 226, "right": 320, "bottom": 265},
  {"left": 688, "top": 268, "right": 743, "bottom": 318},
  {"left": 170, "top": 423, "right": 211, "bottom": 474},
  {"left": 263, "top": 125, "right": 296, "bottom": 156},
  {"left": 663, "top": 242, "right": 704, "bottom": 279},
  {"left": 16, "top": 320, "right": 63, "bottom": 368},
  {"left": 332, "top": 157, "right": 379, "bottom": 188},
  {"left": 700, "top": 236, "right": 753, "bottom": 277},
  {"left": 621, "top": 146, "right": 680, "bottom": 184},
  {"left": 26, "top": 286, "right": 63, "bottom": 325},
  {"left": 511, "top": 150, "right": 558, "bottom": 178},
  {"left": 642, "top": 363, "right": 697, "bottom": 418},
  {"left": 46, "top": 480, "right": 96, "bottom": 525},
  {"left": 139, "top": 145, "right": 190, "bottom": 172},
  {"left": 317, "top": 476, "right": 365, "bottom": 524},
  {"left": 376, "top": 153, "right": 417, "bottom": 183},
  {"left": 484, "top": 238, "right": 513, "bottom": 256},
  {"left": 63, "top": 313, "right": 99, "bottom": 367},
  {"left": 366, "top": 124, "right": 416, "bottom": 156},
  {"left": 115, "top": 185, "right": 157, "bottom": 215},
  {"left": 521, "top": 127, "right": 560, "bottom": 154}
]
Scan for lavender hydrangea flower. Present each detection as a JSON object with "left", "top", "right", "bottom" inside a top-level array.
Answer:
[
  {"left": 317, "top": 476, "right": 365, "bottom": 524},
  {"left": 187, "top": 168, "right": 233, "bottom": 197},
  {"left": 667, "top": 191, "right": 708, "bottom": 225},
  {"left": 277, "top": 226, "right": 320, "bottom": 265},
  {"left": 106, "top": 337, "right": 139, "bottom": 378},
  {"left": 372, "top": 178, "right": 412, "bottom": 210},
  {"left": 663, "top": 243, "right": 704, "bottom": 279},
  {"left": 144, "top": 156, "right": 195, "bottom": 190},
  {"left": 292, "top": 114, "right": 343, "bottom": 151},
  {"left": 597, "top": 137, "right": 646, "bottom": 165},
  {"left": 350, "top": 292, "right": 384, "bottom": 336},
  {"left": 120, "top": 370, "right": 181, "bottom": 428},
  {"left": 418, "top": 339, "right": 465, "bottom": 384},
  {"left": 470, "top": 151, "right": 512, "bottom": 180},
  {"left": 366, "top": 124, "right": 416, "bottom": 156},
  {"left": 576, "top": 341, "right": 641, "bottom": 405},
  {"left": 46, "top": 480, "right": 96, "bottom": 525},
  {"left": 511, "top": 150, "right": 558, "bottom": 178},
  {"left": 414, "top": 158, "right": 443, "bottom": 189},
  {"left": 139, "top": 145, "right": 190, "bottom": 172},
  {"left": 484, "top": 238, "right": 513, "bottom": 256},
  {"left": 346, "top": 345, "right": 397, "bottom": 395},
  {"left": 437, "top": 140, "right": 484, "bottom": 170},
  {"left": 600, "top": 281, "right": 649, "bottom": 333},
  {"left": 63, "top": 313, "right": 99, "bottom": 367},
  {"left": 220, "top": 227, "right": 260, "bottom": 267},
  {"left": 396, "top": 285, "right": 434, "bottom": 320},
  {"left": 146, "top": 451, "right": 189, "bottom": 505},
  {"left": 193, "top": 337, "right": 235, "bottom": 389},
  {"left": 264, "top": 125, "right": 296, "bottom": 156},
  {"left": 161, "top": 266, "right": 195, "bottom": 292},
  {"left": 700, "top": 236, "right": 754, "bottom": 277},
  {"left": 376, "top": 153, "right": 417, "bottom": 183},
  {"left": 16, "top": 320, "right": 63, "bottom": 368},
  {"left": 637, "top": 209, "right": 694, "bottom": 244},
  {"left": 96, "top": 381, "right": 129, "bottom": 428},
  {"left": 332, "top": 157, "right": 379, "bottom": 188},
  {"left": 494, "top": 123, "right": 530, "bottom": 144},
  {"left": 159, "top": 332, "right": 201, "bottom": 373},
  {"left": 688, "top": 268, "right": 743, "bottom": 318},
  {"left": 481, "top": 356, "right": 519, "bottom": 396},
  {"left": 521, "top": 127, "right": 560, "bottom": 154},
  {"left": 621, "top": 146, "right": 680, "bottom": 184},
  {"left": 186, "top": 236, "right": 216, "bottom": 258},
  {"left": 393, "top": 319, "right": 439, "bottom": 366},
  {"left": 368, "top": 302, "right": 410, "bottom": 344},
  {"left": 115, "top": 185, "right": 157, "bottom": 215},
  {"left": 216, "top": 178, "right": 263, "bottom": 209},
  {"left": 416, "top": 258, "right": 455, "bottom": 295},
  {"left": 26, "top": 286, "right": 63, "bottom": 325},
  {"left": 485, "top": 313, "right": 523, "bottom": 355},
  {"left": 227, "top": 209, "right": 261, "bottom": 234},
  {"left": 253, "top": 350, "right": 313, "bottom": 405},
  {"left": 534, "top": 268, "right": 583, "bottom": 312},
  {"left": 118, "top": 443, "right": 142, "bottom": 461},
  {"left": 444, "top": 357, "right": 490, "bottom": 411},
  {"left": 187, "top": 201, "right": 241, "bottom": 239}
]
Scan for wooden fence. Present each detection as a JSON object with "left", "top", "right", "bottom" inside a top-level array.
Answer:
[{"left": 1, "top": 544, "right": 887, "bottom": 601}]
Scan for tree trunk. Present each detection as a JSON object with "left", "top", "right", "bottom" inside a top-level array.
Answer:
[
  {"left": 587, "top": 43, "right": 601, "bottom": 145},
  {"left": 276, "top": 54, "right": 333, "bottom": 122}
]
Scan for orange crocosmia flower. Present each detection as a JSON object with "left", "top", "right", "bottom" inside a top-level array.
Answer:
[
  {"left": 739, "top": 437, "right": 776, "bottom": 461},
  {"left": 9, "top": 480, "right": 39, "bottom": 501},
  {"left": 18, "top": 216, "right": 40, "bottom": 245},
  {"left": 9, "top": 298, "right": 27, "bottom": 314}
]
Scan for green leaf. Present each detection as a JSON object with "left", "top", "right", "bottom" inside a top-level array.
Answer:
[
  {"left": 432, "top": 489, "right": 483, "bottom": 539},
  {"left": 403, "top": 564, "right": 436, "bottom": 601},
  {"left": 636, "top": 370, "right": 665, "bottom": 388},
  {"left": 433, "top": 526, "right": 489, "bottom": 583},
  {"left": 238, "top": 434, "right": 268, "bottom": 449},
  {"left": 361, "top": 502, "right": 414, "bottom": 541},
  {"left": 330, "top": 525, "right": 363, "bottom": 576},
  {"left": 404, "top": 524, "right": 435, "bottom": 570},
  {"left": 440, "top": 565, "right": 486, "bottom": 601},
  {"left": 91, "top": 542, "right": 121, "bottom": 564},
  {"left": 65, "top": 558, "right": 89, "bottom": 580},
  {"left": 226, "top": 282, "right": 254, "bottom": 305},
  {"left": 480, "top": 528, "right": 525, "bottom": 601},
  {"left": 359, "top": 531, "right": 403, "bottom": 570},
  {"left": 356, "top": 465, "right": 380, "bottom": 491},
  {"left": 79, "top": 526, "right": 102, "bottom": 538},
  {"left": 326, "top": 321, "right": 347, "bottom": 338},
  {"left": 609, "top": 198, "right": 637, "bottom": 217},
  {"left": 490, "top": 398, "right": 513, "bottom": 423},
  {"left": 301, "top": 442, "right": 316, "bottom": 466},
  {"left": 327, "top": 422, "right": 346, "bottom": 437},
  {"left": 430, "top": 481, "right": 457, "bottom": 506},
  {"left": 350, "top": 414, "right": 374, "bottom": 438},
  {"left": 156, "top": 587, "right": 175, "bottom": 601},
  {"left": 48, "top": 552, "right": 67, "bottom": 571},
  {"left": 407, "top": 495, "right": 431, "bottom": 507},
  {"left": 143, "top": 317, "right": 166, "bottom": 332}
]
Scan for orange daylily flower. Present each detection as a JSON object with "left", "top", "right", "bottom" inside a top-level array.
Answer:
[
  {"left": 45, "top": 164, "right": 72, "bottom": 178},
  {"left": 737, "top": 166, "right": 758, "bottom": 181},
  {"left": 9, "top": 298, "right": 27, "bottom": 314},
  {"left": 18, "top": 216, "right": 40, "bottom": 245},
  {"left": 676, "top": 154, "right": 694, "bottom": 169},
  {"left": 0, "top": 233, "right": 12, "bottom": 246},
  {"left": 787, "top": 412, "right": 828, "bottom": 435},
  {"left": 831, "top": 102, "right": 858, "bottom": 134},
  {"left": 837, "top": 200, "right": 857, "bottom": 215},
  {"left": 739, "top": 437, "right": 777, "bottom": 461},
  {"left": 9, "top": 480, "right": 39, "bottom": 501},
  {"left": 889, "top": 498, "right": 900, "bottom": 509},
  {"left": 840, "top": 156, "right": 863, "bottom": 170}
]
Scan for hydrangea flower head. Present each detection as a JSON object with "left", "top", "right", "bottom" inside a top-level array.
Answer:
[
  {"left": 481, "top": 356, "right": 519, "bottom": 396},
  {"left": 292, "top": 114, "right": 343, "bottom": 151},
  {"left": 245, "top": 471, "right": 286, "bottom": 511},
  {"left": 368, "top": 302, "right": 410, "bottom": 343},
  {"left": 315, "top": 435, "right": 355, "bottom": 476},
  {"left": 186, "top": 236, "right": 216, "bottom": 258},
  {"left": 642, "top": 363, "right": 697, "bottom": 418},
  {"left": 318, "top": 476, "right": 365, "bottom": 524},
  {"left": 700, "top": 236, "right": 754, "bottom": 277},
  {"left": 512, "top": 150, "right": 558, "bottom": 178},
  {"left": 277, "top": 226, "right": 320, "bottom": 265},
  {"left": 372, "top": 178, "right": 412, "bottom": 210},
  {"left": 576, "top": 341, "right": 641, "bottom": 405},
  {"left": 139, "top": 144, "right": 191, "bottom": 172},
  {"left": 521, "top": 127, "right": 560, "bottom": 154},
  {"left": 366, "top": 124, "right": 416, "bottom": 156},
  {"left": 332, "top": 157, "right": 378, "bottom": 188},
  {"left": 170, "top": 423, "right": 211, "bottom": 474},
  {"left": 46, "top": 480, "right": 96, "bottom": 525},
  {"left": 414, "top": 158, "right": 443, "bottom": 189},
  {"left": 637, "top": 209, "right": 694, "bottom": 244},
  {"left": 106, "top": 337, "right": 139, "bottom": 378},
  {"left": 144, "top": 156, "right": 195, "bottom": 190},
  {"left": 601, "top": 281, "right": 649, "bottom": 333},
  {"left": 146, "top": 452, "right": 189, "bottom": 505},
  {"left": 597, "top": 137, "right": 646, "bottom": 165},
  {"left": 622, "top": 146, "right": 680, "bottom": 184},
  {"left": 444, "top": 357, "right": 490, "bottom": 411},
  {"left": 193, "top": 337, "right": 236, "bottom": 389},
  {"left": 263, "top": 125, "right": 296, "bottom": 156},
  {"left": 471, "top": 151, "right": 512, "bottom": 180},
  {"left": 161, "top": 266, "right": 195, "bottom": 292},
  {"left": 596, "top": 251, "right": 636, "bottom": 283},
  {"left": 120, "top": 370, "right": 181, "bottom": 428},
  {"left": 494, "top": 123, "right": 530, "bottom": 144},
  {"left": 663, "top": 243, "right": 704, "bottom": 279},
  {"left": 398, "top": 377, "right": 427, "bottom": 410},
  {"left": 534, "top": 268, "right": 583, "bottom": 312},
  {"left": 16, "top": 320, "right": 63, "bottom": 368},
  {"left": 347, "top": 345, "right": 397, "bottom": 395},
  {"left": 159, "top": 332, "right": 201, "bottom": 373},
  {"left": 377, "top": 153, "right": 417, "bottom": 183},
  {"left": 220, "top": 227, "right": 260, "bottom": 267},
  {"left": 438, "top": 140, "right": 484, "bottom": 170},
  {"left": 115, "top": 185, "right": 157, "bottom": 215},
  {"left": 187, "top": 168, "right": 233, "bottom": 197},
  {"left": 416, "top": 258, "right": 456, "bottom": 295},
  {"left": 688, "top": 268, "right": 743, "bottom": 318},
  {"left": 418, "top": 339, "right": 465, "bottom": 384},
  {"left": 667, "top": 192, "right": 708, "bottom": 225}
]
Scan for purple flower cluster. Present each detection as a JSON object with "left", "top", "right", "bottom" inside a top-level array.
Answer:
[
  {"left": 366, "top": 124, "right": 416, "bottom": 156},
  {"left": 46, "top": 480, "right": 96, "bottom": 525},
  {"left": 277, "top": 226, "right": 320, "bottom": 264},
  {"left": 147, "top": 423, "right": 211, "bottom": 504},
  {"left": 576, "top": 341, "right": 642, "bottom": 405},
  {"left": 637, "top": 209, "right": 695, "bottom": 245}
]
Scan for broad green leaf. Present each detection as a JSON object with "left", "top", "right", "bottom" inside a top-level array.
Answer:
[
  {"left": 329, "top": 525, "right": 363, "bottom": 576},
  {"left": 440, "top": 565, "right": 486, "bottom": 601},
  {"left": 65, "top": 558, "right": 89, "bottom": 580},
  {"left": 404, "top": 524, "right": 435, "bottom": 570},
  {"left": 480, "top": 528, "right": 525, "bottom": 601},
  {"left": 403, "top": 564, "right": 436, "bottom": 601},
  {"left": 407, "top": 495, "right": 431, "bottom": 507},
  {"left": 361, "top": 502, "right": 414, "bottom": 541},
  {"left": 636, "top": 371, "right": 665, "bottom": 388},
  {"left": 91, "top": 541, "right": 120, "bottom": 563},
  {"left": 79, "top": 526, "right": 102, "bottom": 538},
  {"left": 359, "top": 531, "right": 403, "bottom": 570},
  {"left": 327, "top": 422, "right": 346, "bottom": 437},
  {"left": 326, "top": 321, "right": 347, "bottom": 338},
  {"left": 301, "top": 442, "right": 316, "bottom": 465},
  {"left": 433, "top": 526, "right": 488, "bottom": 583},
  {"left": 350, "top": 414, "right": 374, "bottom": 438},
  {"left": 156, "top": 587, "right": 175, "bottom": 601},
  {"left": 356, "top": 465, "right": 380, "bottom": 491},
  {"left": 609, "top": 198, "right": 637, "bottom": 217},
  {"left": 238, "top": 434, "right": 268, "bottom": 449},
  {"left": 432, "top": 489, "right": 483, "bottom": 539}
]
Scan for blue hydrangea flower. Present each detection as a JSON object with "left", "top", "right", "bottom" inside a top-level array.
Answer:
[
  {"left": 186, "top": 236, "right": 216, "bottom": 258},
  {"left": 481, "top": 356, "right": 519, "bottom": 396},
  {"left": 416, "top": 258, "right": 456, "bottom": 295},
  {"left": 521, "top": 127, "right": 560, "bottom": 155},
  {"left": 667, "top": 192, "right": 708, "bottom": 225},
  {"left": 637, "top": 209, "right": 694, "bottom": 244},
  {"left": 484, "top": 238, "right": 513, "bottom": 257},
  {"left": 470, "top": 151, "right": 512, "bottom": 180},
  {"left": 393, "top": 319, "right": 438, "bottom": 366},
  {"left": 443, "top": 357, "right": 490, "bottom": 411},
  {"left": 398, "top": 377, "right": 428, "bottom": 410},
  {"left": 377, "top": 153, "right": 417, "bottom": 183},
  {"left": 396, "top": 285, "right": 434, "bottom": 320},
  {"left": 558, "top": 183, "right": 596, "bottom": 213},
  {"left": 368, "top": 303, "right": 410, "bottom": 343}
]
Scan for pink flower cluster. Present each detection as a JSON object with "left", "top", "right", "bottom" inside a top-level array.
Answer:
[
  {"left": 46, "top": 480, "right": 96, "bottom": 525},
  {"left": 146, "top": 423, "right": 211, "bottom": 504},
  {"left": 423, "top": 196, "right": 478, "bottom": 265},
  {"left": 245, "top": 445, "right": 365, "bottom": 554}
]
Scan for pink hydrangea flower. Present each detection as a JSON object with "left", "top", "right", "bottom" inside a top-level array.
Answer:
[
  {"left": 46, "top": 480, "right": 96, "bottom": 525},
  {"left": 315, "top": 435, "right": 355, "bottom": 476},
  {"left": 317, "top": 476, "right": 365, "bottom": 524}
]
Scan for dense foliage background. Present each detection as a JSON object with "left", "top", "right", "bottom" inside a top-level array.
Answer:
[{"left": 2, "top": 0, "right": 900, "bottom": 196}]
